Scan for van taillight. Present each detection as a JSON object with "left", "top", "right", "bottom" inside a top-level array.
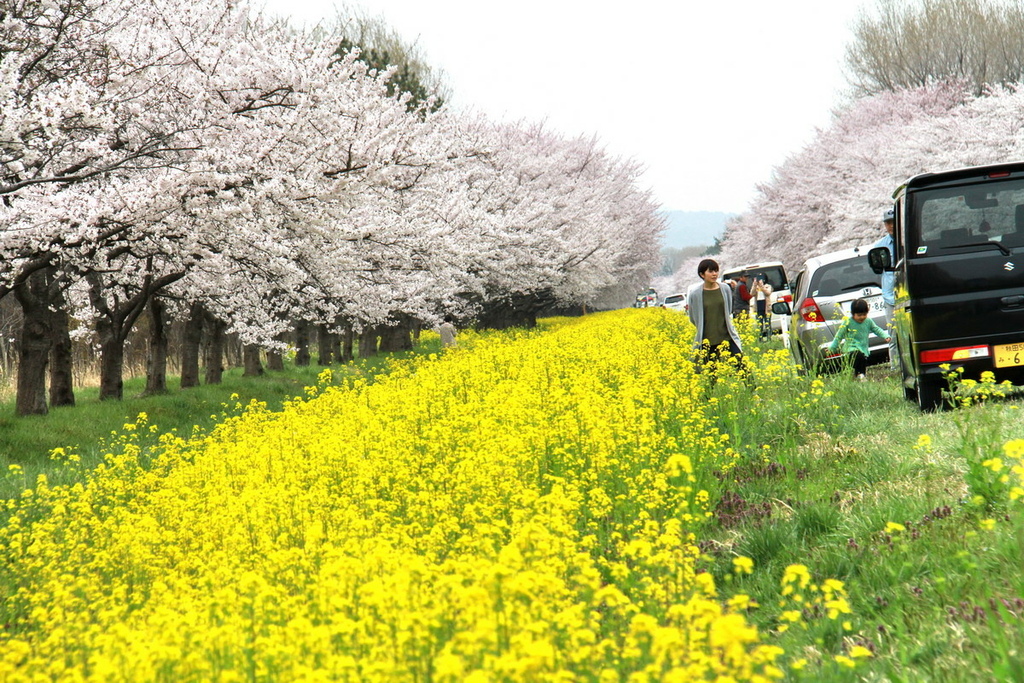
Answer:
[
  {"left": 799, "top": 298, "right": 825, "bottom": 323},
  {"left": 780, "top": 293, "right": 792, "bottom": 303},
  {"left": 919, "top": 345, "right": 991, "bottom": 364}
]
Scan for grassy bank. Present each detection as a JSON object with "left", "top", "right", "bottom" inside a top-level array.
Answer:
[{"left": 698, "top": 357, "right": 1024, "bottom": 681}]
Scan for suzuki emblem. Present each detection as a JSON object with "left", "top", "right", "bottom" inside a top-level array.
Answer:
[
  {"left": 862, "top": 288, "right": 873, "bottom": 296},
  {"left": 1006, "top": 262, "right": 1016, "bottom": 271}
]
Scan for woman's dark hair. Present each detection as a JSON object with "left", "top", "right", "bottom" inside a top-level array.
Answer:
[
  {"left": 851, "top": 298, "right": 869, "bottom": 315},
  {"left": 697, "top": 259, "right": 719, "bottom": 276}
]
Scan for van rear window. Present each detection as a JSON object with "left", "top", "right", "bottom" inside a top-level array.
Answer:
[{"left": 912, "top": 177, "right": 1024, "bottom": 256}]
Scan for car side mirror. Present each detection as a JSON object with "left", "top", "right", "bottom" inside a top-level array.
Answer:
[
  {"left": 771, "top": 301, "right": 791, "bottom": 316},
  {"left": 867, "top": 246, "right": 893, "bottom": 274}
]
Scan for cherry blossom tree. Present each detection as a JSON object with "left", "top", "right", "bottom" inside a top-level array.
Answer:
[
  {"left": 2, "top": 0, "right": 665, "bottom": 414},
  {"left": 716, "top": 81, "right": 971, "bottom": 274}
]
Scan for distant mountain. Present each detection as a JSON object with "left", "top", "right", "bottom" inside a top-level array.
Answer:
[{"left": 660, "top": 210, "right": 735, "bottom": 250}]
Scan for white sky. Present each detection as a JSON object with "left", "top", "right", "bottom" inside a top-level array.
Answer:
[{"left": 256, "top": 0, "right": 871, "bottom": 214}]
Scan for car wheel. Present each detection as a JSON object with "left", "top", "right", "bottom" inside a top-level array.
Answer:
[
  {"left": 898, "top": 356, "right": 916, "bottom": 402},
  {"left": 795, "top": 343, "right": 814, "bottom": 376},
  {"left": 916, "top": 376, "right": 950, "bottom": 412}
]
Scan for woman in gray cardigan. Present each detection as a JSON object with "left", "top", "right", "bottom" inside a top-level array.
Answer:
[{"left": 686, "top": 258, "right": 743, "bottom": 360}]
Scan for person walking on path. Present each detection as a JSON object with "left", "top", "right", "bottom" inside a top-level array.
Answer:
[
  {"left": 727, "top": 273, "right": 753, "bottom": 319},
  {"left": 438, "top": 320, "right": 458, "bottom": 348},
  {"left": 828, "top": 298, "right": 890, "bottom": 380},
  {"left": 686, "top": 258, "right": 743, "bottom": 365},
  {"left": 752, "top": 274, "right": 773, "bottom": 340}
]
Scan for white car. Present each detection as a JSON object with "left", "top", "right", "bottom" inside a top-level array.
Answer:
[
  {"left": 721, "top": 261, "right": 792, "bottom": 334},
  {"left": 661, "top": 293, "right": 687, "bottom": 311}
]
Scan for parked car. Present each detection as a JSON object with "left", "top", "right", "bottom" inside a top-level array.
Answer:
[
  {"left": 869, "top": 161, "right": 1024, "bottom": 410},
  {"left": 634, "top": 287, "right": 658, "bottom": 308},
  {"left": 721, "top": 261, "right": 791, "bottom": 333},
  {"left": 773, "top": 246, "right": 888, "bottom": 373},
  {"left": 660, "top": 292, "right": 687, "bottom": 311}
]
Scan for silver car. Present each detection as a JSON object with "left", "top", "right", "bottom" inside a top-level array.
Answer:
[{"left": 774, "top": 246, "right": 889, "bottom": 373}]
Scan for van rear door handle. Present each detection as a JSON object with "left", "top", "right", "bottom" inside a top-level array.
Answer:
[{"left": 1001, "top": 295, "right": 1024, "bottom": 307}]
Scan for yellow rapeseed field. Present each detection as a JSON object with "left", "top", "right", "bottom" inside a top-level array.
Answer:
[{"left": 0, "top": 309, "right": 837, "bottom": 682}]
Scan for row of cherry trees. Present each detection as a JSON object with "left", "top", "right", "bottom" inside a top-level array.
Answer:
[
  {"left": 658, "top": 78, "right": 1024, "bottom": 293},
  {"left": 1, "top": 0, "right": 664, "bottom": 414}
]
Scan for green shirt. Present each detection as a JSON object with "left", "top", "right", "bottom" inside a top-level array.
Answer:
[
  {"left": 701, "top": 287, "right": 729, "bottom": 348},
  {"left": 828, "top": 316, "right": 889, "bottom": 356}
]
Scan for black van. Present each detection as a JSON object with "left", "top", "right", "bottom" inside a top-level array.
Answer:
[{"left": 869, "top": 161, "right": 1024, "bottom": 410}]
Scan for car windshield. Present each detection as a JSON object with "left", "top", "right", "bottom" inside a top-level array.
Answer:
[
  {"left": 808, "top": 257, "right": 880, "bottom": 296},
  {"left": 664, "top": 295, "right": 684, "bottom": 304},
  {"left": 911, "top": 177, "right": 1024, "bottom": 256}
]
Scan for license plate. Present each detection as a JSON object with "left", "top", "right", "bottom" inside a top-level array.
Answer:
[
  {"left": 995, "top": 342, "right": 1024, "bottom": 368},
  {"left": 841, "top": 296, "right": 885, "bottom": 316}
]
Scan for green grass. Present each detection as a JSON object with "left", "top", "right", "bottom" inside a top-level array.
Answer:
[{"left": 699, "top": 349, "right": 1024, "bottom": 682}]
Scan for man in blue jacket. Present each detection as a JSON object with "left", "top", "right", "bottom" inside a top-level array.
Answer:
[{"left": 874, "top": 208, "right": 897, "bottom": 368}]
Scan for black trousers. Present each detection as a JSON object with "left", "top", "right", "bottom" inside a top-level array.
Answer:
[
  {"left": 849, "top": 351, "right": 867, "bottom": 376},
  {"left": 755, "top": 300, "right": 770, "bottom": 338},
  {"left": 697, "top": 339, "right": 743, "bottom": 368}
]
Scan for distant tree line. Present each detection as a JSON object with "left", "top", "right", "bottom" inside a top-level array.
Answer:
[{"left": 845, "top": 0, "right": 1024, "bottom": 96}]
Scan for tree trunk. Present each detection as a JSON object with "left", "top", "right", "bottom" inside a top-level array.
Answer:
[
  {"left": 378, "top": 316, "right": 413, "bottom": 352},
  {"left": 318, "top": 324, "right": 334, "bottom": 366},
  {"left": 48, "top": 304, "right": 75, "bottom": 408},
  {"left": 96, "top": 317, "right": 126, "bottom": 401},
  {"left": 475, "top": 291, "right": 554, "bottom": 330},
  {"left": 358, "top": 325, "right": 379, "bottom": 358},
  {"left": 204, "top": 314, "right": 226, "bottom": 385},
  {"left": 224, "top": 334, "right": 242, "bottom": 369},
  {"left": 144, "top": 297, "right": 169, "bottom": 395},
  {"left": 294, "top": 320, "right": 311, "bottom": 366},
  {"left": 266, "top": 332, "right": 285, "bottom": 371},
  {"left": 242, "top": 344, "right": 264, "bottom": 377},
  {"left": 85, "top": 268, "right": 184, "bottom": 402},
  {"left": 180, "top": 302, "right": 204, "bottom": 389},
  {"left": 14, "top": 275, "right": 52, "bottom": 416},
  {"left": 340, "top": 325, "right": 354, "bottom": 363}
]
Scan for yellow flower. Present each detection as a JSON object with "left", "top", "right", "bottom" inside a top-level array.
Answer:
[
  {"left": 1004, "top": 439, "right": 1024, "bottom": 460},
  {"left": 979, "top": 518, "right": 997, "bottom": 531},
  {"left": 727, "top": 594, "right": 754, "bottom": 611},
  {"left": 849, "top": 645, "right": 873, "bottom": 659},
  {"left": 733, "top": 556, "right": 754, "bottom": 575},
  {"left": 982, "top": 458, "right": 1004, "bottom": 472},
  {"left": 835, "top": 655, "right": 857, "bottom": 668},
  {"left": 782, "top": 564, "right": 811, "bottom": 589},
  {"left": 884, "top": 522, "right": 905, "bottom": 534}
]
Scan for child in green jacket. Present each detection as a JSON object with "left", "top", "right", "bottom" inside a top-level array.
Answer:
[{"left": 828, "top": 299, "right": 891, "bottom": 380}]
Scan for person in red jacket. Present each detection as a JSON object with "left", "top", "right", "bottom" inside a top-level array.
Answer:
[{"left": 724, "top": 273, "right": 752, "bottom": 319}]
